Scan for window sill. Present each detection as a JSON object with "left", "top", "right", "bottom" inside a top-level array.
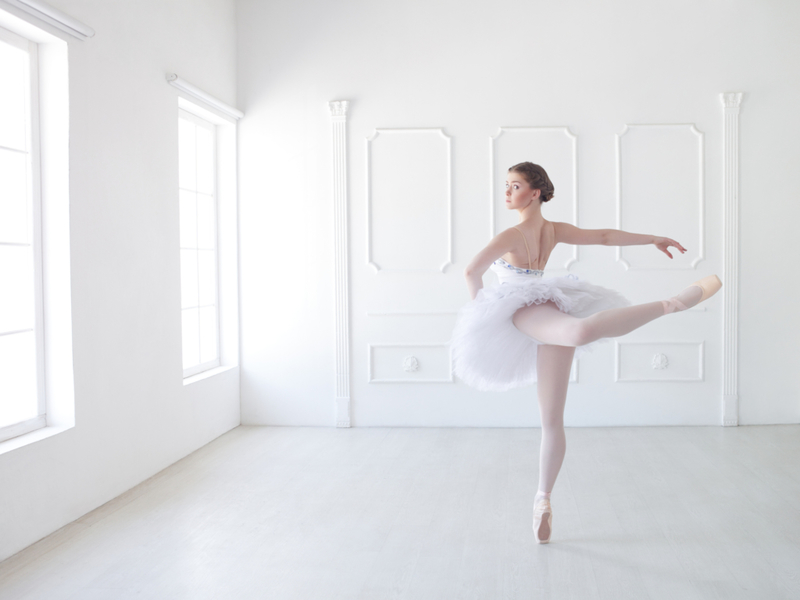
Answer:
[
  {"left": 183, "top": 364, "right": 237, "bottom": 387},
  {"left": 0, "top": 423, "right": 73, "bottom": 457}
]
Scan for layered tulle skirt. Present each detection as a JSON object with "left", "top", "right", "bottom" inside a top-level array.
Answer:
[{"left": 450, "top": 274, "right": 631, "bottom": 391}]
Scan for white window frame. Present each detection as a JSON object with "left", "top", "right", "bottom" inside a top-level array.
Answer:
[
  {"left": 0, "top": 25, "right": 46, "bottom": 444},
  {"left": 0, "top": 6, "right": 75, "bottom": 456},
  {"left": 179, "top": 108, "right": 221, "bottom": 378}
]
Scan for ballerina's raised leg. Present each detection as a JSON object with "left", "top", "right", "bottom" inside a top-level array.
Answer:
[{"left": 512, "top": 276, "right": 721, "bottom": 348}]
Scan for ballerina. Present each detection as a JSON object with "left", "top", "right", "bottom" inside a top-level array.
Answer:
[{"left": 450, "top": 161, "right": 721, "bottom": 543}]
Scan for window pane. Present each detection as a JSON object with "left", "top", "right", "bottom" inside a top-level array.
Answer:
[
  {"left": 178, "top": 117, "right": 196, "bottom": 191},
  {"left": 196, "top": 193, "right": 215, "bottom": 249},
  {"left": 179, "top": 190, "right": 197, "bottom": 248},
  {"left": 196, "top": 125, "right": 214, "bottom": 195},
  {"left": 0, "top": 245, "right": 34, "bottom": 332},
  {"left": 0, "top": 331, "right": 37, "bottom": 428},
  {"left": 197, "top": 249, "right": 216, "bottom": 306},
  {"left": 199, "top": 305, "right": 218, "bottom": 363},
  {"left": 181, "top": 308, "right": 199, "bottom": 370},
  {"left": 0, "top": 149, "right": 29, "bottom": 244},
  {"left": 0, "top": 40, "right": 28, "bottom": 151},
  {"left": 180, "top": 249, "right": 198, "bottom": 309}
]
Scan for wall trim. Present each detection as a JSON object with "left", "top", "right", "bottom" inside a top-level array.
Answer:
[
  {"left": 368, "top": 343, "right": 454, "bottom": 383},
  {"left": 1, "top": 0, "right": 94, "bottom": 39},
  {"left": 614, "top": 340, "right": 705, "bottom": 382},
  {"left": 330, "top": 100, "right": 351, "bottom": 427},
  {"left": 615, "top": 123, "right": 705, "bottom": 270},
  {"left": 720, "top": 92, "right": 743, "bottom": 427},
  {"left": 365, "top": 128, "right": 452, "bottom": 273},
  {"left": 167, "top": 74, "right": 243, "bottom": 122}
]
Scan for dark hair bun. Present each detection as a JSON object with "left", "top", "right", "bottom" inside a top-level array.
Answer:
[{"left": 508, "top": 162, "right": 555, "bottom": 203}]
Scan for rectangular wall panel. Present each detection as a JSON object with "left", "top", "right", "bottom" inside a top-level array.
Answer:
[
  {"left": 616, "top": 124, "right": 704, "bottom": 270},
  {"left": 367, "top": 129, "right": 451, "bottom": 273},
  {"left": 615, "top": 341, "right": 704, "bottom": 382},
  {"left": 368, "top": 343, "right": 453, "bottom": 383}
]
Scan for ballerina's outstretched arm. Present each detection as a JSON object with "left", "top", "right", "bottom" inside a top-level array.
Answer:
[{"left": 553, "top": 222, "right": 687, "bottom": 259}]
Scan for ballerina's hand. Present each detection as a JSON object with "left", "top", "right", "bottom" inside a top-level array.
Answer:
[{"left": 654, "top": 236, "right": 686, "bottom": 259}]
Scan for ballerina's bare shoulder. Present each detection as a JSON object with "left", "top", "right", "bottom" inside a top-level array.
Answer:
[{"left": 502, "top": 219, "right": 557, "bottom": 271}]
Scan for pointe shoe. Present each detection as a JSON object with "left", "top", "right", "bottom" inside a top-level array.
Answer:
[
  {"left": 533, "top": 497, "right": 553, "bottom": 544},
  {"left": 662, "top": 274, "right": 723, "bottom": 314},
  {"left": 692, "top": 274, "right": 723, "bottom": 302}
]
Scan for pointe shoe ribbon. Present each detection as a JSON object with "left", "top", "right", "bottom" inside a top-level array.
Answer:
[
  {"left": 533, "top": 498, "right": 552, "bottom": 544},
  {"left": 663, "top": 274, "right": 723, "bottom": 315},
  {"left": 662, "top": 297, "right": 688, "bottom": 314}
]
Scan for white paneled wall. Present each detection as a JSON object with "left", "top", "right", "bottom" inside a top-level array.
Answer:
[
  {"left": 238, "top": 0, "right": 800, "bottom": 428},
  {"left": 616, "top": 124, "right": 704, "bottom": 271},
  {"left": 367, "top": 128, "right": 452, "bottom": 274}
]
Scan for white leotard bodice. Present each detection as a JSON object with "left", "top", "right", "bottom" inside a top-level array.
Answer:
[{"left": 491, "top": 258, "right": 545, "bottom": 284}]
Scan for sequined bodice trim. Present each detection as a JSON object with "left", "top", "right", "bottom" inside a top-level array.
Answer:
[{"left": 492, "top": 258, "right": 545, "bottom": 276}]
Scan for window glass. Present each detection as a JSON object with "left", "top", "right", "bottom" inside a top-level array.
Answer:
[
  {"left": 178, "top": 110, "right": 219, "bottom": 376},
  {"left": 0, "top": 29, "right": 44, "bottom": 440}
]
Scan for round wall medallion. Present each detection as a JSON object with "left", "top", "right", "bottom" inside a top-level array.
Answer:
[
  {"left": 651, "top": 353, "right": 669, "bottom": 370},
  {"left": 403, "top": 356, "right": 420, "bottom": 372}
]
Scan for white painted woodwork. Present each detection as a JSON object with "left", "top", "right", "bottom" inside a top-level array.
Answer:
[
  {"left": 368, "top": 343, "right": 453, "bottom": 383},
  {"left": 234, "top": 0, "right": 800, "bottom": 430},
  {"left": 721, "top": 93, "right": 743, "bottom": 427},
  {"left": 615, "top": 341, "right": 704, "bottom": 382},
  {"left": 330, "top": 100, "right": 351, "bottom": 427},
  {"left": 616, "top": 124, "right": 704, "bottom": 271},
  {"left": 167, "top": 74, "right": 243, "bottom": 121},
  {"left": 366, "top": 128, "right": 452, "bottom": 273},
  {"left": 3, "top": 0, "right": 94, "bottom": 39}
]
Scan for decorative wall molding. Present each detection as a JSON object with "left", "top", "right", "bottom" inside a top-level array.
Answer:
[
  {"left": 368, "top": 343, "right": 453, "bottom": 383},
  {"left": 614, "top": 341, "right": 704, "bottom": 382},
  {"left": 3, "top": 0, "right": 94, "bottom": 39},
  {"left": 615, "top": 123, "right": 704, "bottom": 270},
  {"left": 490, "top": 127, "right": 578, "bottom": 269},
  {"left": 721, "top": 92, "right": 743, "bottom": 427},
  {"left": 329, "top": 100, "right": 351, "bottom": 427},
  {"left": 366, "top": 128, "right": 452, "bottom": 273}
]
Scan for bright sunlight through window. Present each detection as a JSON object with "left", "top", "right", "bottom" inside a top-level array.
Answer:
[
  {"left": 0, "top": 27, "right": 45, "bottom": 442},
  {"left": 178, "top": 109, "right": 220, "bottom": 377}
]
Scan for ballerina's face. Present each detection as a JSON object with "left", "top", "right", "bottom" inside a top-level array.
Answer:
[{"left": 505, "top": 171, "right": 538, "bottom": 210}]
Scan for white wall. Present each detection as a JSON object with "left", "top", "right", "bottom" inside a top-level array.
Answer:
[
  {"left": 0, "top": 0, "right": 240, "bottom": 562},
  {"left": 237, "top": 0, "right": 800, "bottom": 426}
]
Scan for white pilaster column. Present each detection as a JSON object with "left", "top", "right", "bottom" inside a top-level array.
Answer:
[
  {"left": 329, "top": 100, "right": 351, "bottom": 427},
  {"left": 720, "top": 92, "right": 743, "bottom": 427}
]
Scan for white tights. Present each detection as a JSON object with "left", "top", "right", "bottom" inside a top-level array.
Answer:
[{"left": 518, "top": 283, "right": 704, "bottom": 500}]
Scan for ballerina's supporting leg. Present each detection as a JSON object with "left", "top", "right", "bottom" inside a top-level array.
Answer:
[
  {"left": 512, "top": 284, "right": 705, "bottom": 347},
  {"left": 534, "top": 344, "right": 575, "bottom": 542}
]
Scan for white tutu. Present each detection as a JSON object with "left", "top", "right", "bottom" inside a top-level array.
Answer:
[{"left": 450, "top": 259, "right": 631, "bottom": 391}]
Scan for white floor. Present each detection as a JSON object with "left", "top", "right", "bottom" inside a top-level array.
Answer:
[{"left": 1, "top": 425, "right": 799, "bottom": 599}]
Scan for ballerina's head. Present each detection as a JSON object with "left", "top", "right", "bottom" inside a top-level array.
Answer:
[{"left": 505, "top": 162, "right": 555, "bottom": 213}]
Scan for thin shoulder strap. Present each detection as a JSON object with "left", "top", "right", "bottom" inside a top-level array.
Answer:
[{"left": 512, "top": 226, "right": 532, "bottom": 268}]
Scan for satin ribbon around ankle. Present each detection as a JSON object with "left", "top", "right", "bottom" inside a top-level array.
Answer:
[{"left": 662, "top": 297, "right": 688, "bottom": 314}]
